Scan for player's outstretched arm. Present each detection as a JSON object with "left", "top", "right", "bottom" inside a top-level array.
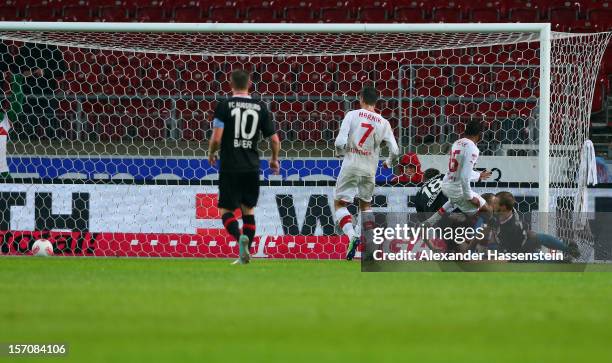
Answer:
[
  {"left": 269, "top": 133, "right": 280, "bottom": 175},
  {"left": 470, "top": 169, "right": 492, "bottom": 182},
  {"left": 259, "top": 105, "right": 280, "bottom": 174},
  {"left": 334, "top": 113, "right": 351, "bottom": 157},
  {"left": 207, "top": 121, "right": 224, "bottom": 166},
  {"left": 208, "top": 101, "right": 228, "bottom": 166},
  {"left": 382, "top": 122, "right": 400, "bottom": 168},
  {"left": 459, "top": 152, "right": 478, "bottom": 203}
]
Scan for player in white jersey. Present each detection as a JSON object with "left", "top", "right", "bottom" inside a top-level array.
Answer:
[
  {"left": 333, "top": 85, "right": 399, "bottom": 260},
  {"left": 424, "top": 120, "right": 490, "bottom": 228}
]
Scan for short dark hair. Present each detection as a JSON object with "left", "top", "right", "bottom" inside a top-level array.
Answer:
[
  {"left": 464, "top": 120, "right": 483, "bottom": 137},
  {"left": 230, "top": 69, "right": 250, "bottom": 90},
  {"left": 482, "top": 193, "right": 495, "bottom": 204},
  {"left": 495, "top": 191, "right": 515, "bottom": 210},
  {"left": 423, "top": 168, "right": 440, "bottom": 181},
  {"left": 360, "top": 85, "right": 378, "bottom": 106}
]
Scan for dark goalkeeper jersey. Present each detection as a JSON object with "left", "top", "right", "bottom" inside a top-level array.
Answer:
[
  {"left": 214, "top": 96, "right": 275, "bottom": 173},
  {"left": 415, "top": 174, "right": 447, "bottom": 213},
  {"left": 496, "top": 210, "right": 531, "bottom": 253}
]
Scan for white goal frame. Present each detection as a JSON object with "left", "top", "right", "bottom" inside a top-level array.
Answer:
[{"left": 0, "top": 21, "right": 553, "bottom": 212}]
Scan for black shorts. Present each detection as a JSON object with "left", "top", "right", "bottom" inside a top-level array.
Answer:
[{"left": 218, "top": 171, "right": 260, "bottom": 210}]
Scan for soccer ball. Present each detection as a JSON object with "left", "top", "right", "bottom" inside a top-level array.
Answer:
[{"left": 32, "top": 239, "right": 54, "bottom": 257}]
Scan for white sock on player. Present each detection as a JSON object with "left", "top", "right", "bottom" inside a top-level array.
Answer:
[{"left": 335, "top": 207, "right": 355, "bottom": 241}]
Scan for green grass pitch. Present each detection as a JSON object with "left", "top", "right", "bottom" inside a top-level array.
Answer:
[{"left": 1, "top": 257, "right": 611, "bottom": 363}]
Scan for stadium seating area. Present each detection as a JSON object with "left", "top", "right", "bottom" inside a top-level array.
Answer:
[
  {"left": 0, "top": 0, "right": 610, "bottom": 152},
  {"left": 49, "top": 48, "right": 543, "bottom": 147},
  {"left": 0, "top": 0, "right": 610, "bottom": 31}
]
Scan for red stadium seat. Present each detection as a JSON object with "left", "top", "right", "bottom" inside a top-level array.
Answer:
[
  {"left": 319, "top": 7, "right": 352, "bottom": 22},
  {"left": 310, "top": 0, "right": 345, "bottom": 8},
  {"left": 23, "top": 0, "right": 57, "bottom": 6},
  {"left": 209, "top": 6, "right": 240, "bottom": 22},
  {"left": 569, "top": 24, "right": 596, "bottom": 33},
  {"left": 0, "top": 5, "right": 18, "bottom": 20},
  {"left": 88, "top": 0, "right": 126, "bottom": 10},
  {"left": 418, "top": 0, "right": 451, "bottom": 12},
  {"left": 541, "top": 0, "right": 583, "bottom": 16},
  {"left": 91, "top": 114, "right": 121, "bottom": 141},
  {"left": 239, "top": 0, "right": 274, "bottom": 7},
  {"left": 170, "top": 0, "right": 201, "bottom": 7},
  {"left": 24, "top": 6, "right": 56, "bottom": 21},
  {"left": 136, "top": 6, "right": 167, "bottom": 22},
  {"left": 139, "top": 116, "right": 166, "bottom": 140},
  {"left": 587, "top": 0, "right": 612, "bottom": 9},
  {"left": 182, "top": 116, "right": 207, "bottom": 141},
  {"left": 62, "top": 6, "right": 92, "bottom": 21},
  {"left": 173, "top": 6, "right": 202, "bottom": 22},
  {"left": 589, "top": 9, "right": 612, "bottom": 30},
  {"left": 98, "top": 6, "right": 130, "bottom": 22},
  {"left": 393, "top": 7, "right": 426, "bottom": 22},
  {"left": 126, "top": 0, "right": 164, "bottom": 7},
  {"left": 247, "top": 6, "right": 277, "bottom": 22},
  {"left": 284, "top": 7, "right": 313, "bottom": 22},
  {"left": 352, "top": 0, "right": 390, "bottom": 7},
  {"left": 432, "top": 7, "right": 462, "bottom": 23},
  {"left": 358, "top": 6, "right": 388, "bottom": 22},
  {"left": 89, "top": 0, "right": 125, "bottom": 6},
  {"left": 470, "top": 7, "right": 500, "bottom": 22},
  {"left": 508, "top": 8, "right": 540, "bottom": 22},
  {"left": 549, "top": 7, "right": 578, "bottom": 24}
]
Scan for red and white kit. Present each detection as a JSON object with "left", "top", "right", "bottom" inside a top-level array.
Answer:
[
  {"left": 441, "top": 137, "right": 486, "bottom": 214},
  {"left": 334, "top": 109, "right": 399, "bottom": 203}
]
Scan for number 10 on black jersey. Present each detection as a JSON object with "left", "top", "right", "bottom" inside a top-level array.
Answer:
[
  {"left": 231, "top": 107, "right": 259, "bottom": 149},
  {"left": 214, "top": 97, "right": 276, "bottom": 173}
]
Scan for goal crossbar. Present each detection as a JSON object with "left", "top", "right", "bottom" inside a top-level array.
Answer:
[{"left": 0, "top": 21, "right": 552, "bottom": 34}]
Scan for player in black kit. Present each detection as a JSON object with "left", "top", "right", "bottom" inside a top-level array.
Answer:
[
  {"left": 415, "top": 168, "right": 491, "bottom": 217},
  {"left": 416, "top": 168, "right": 492, "bottom": 252},
  {"left": 415, "top": 168, "right": 446, "bottom": 215},
  {"left": 208, "top": 69, "right": 280, "bottom": 265}
]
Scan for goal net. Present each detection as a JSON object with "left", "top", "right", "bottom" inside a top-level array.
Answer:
[{"left": 0, "top": 23, "right": 609, "bottom": 260}]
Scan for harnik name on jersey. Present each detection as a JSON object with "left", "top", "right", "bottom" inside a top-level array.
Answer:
[
  {"left": 229, "top": 100, "right": 262, "bottom": 149},
  {"left": 345, "top": 111, "right": 387, "bottom": 157}
]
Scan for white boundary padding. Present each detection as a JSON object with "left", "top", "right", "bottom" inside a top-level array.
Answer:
[
  {"left": 538, "top": 23, "right": 552, "bottom": 215},
  {"left": 0, "top": 21, "right": 550, "bottom": 33}
]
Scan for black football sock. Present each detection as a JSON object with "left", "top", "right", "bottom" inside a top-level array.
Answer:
[
  {"left": 222, "top": 212, "right": 241, "bottom": 241},
  {"left": 242, "top": 214, "right": 256, "bottom": 244}
]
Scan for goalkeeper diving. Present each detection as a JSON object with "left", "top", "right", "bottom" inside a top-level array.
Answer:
[{"left": 333, "top": 85, "right": 399, "bottom": 260}]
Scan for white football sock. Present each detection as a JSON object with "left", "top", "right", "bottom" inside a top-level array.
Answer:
[{"left": 335, "top": 207, "right": 355, "bottom": 241}]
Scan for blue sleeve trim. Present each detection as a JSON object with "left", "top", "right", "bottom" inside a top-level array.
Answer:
[{"left": 213, "top": 118, "right": 224, "bottom": 128}]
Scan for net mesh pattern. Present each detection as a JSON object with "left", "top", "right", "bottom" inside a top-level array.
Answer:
[{"left": 0, "top": 28, "right": 609, "bottom": 260}]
